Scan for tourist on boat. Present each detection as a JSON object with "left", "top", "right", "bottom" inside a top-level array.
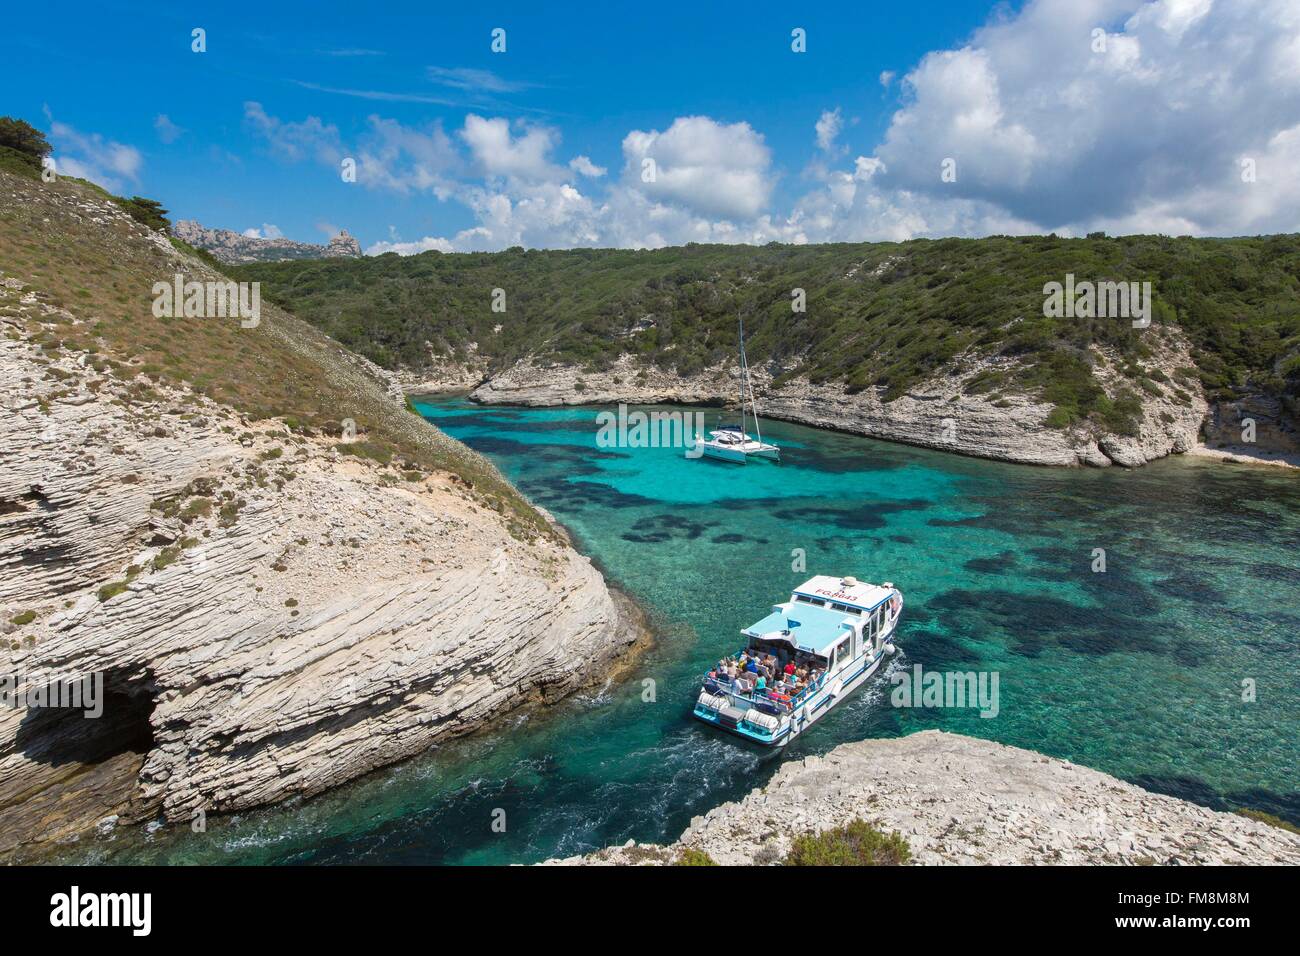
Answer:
[
  {"left": 784, "top": 661, "right": 797, "bottom": 677},
  {"left": 755, "top": 674, "right": 767, "bottom": 693}
]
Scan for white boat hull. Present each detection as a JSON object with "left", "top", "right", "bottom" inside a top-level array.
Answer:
[{"left": 689, "top": 437, "right": 781, "bottom": 463}]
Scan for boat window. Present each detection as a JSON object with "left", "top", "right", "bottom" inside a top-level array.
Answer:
[
  {"left": 830, "top": 602, "right": 858, "bottom": 615},
  {"left": 795, "top": 595, "right": 826, "bottom": 607},
  {"left": 835, "top": 637, "right": 851, "bottom": 669}
]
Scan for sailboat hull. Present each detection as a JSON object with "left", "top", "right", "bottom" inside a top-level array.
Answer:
[{"left": 699, "top": 442, "right": 747, "bottom": 463}]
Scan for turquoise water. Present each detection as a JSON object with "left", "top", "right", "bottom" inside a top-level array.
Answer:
[{"left": 64, "top": 399, "right": 1299, "bottom": 863}]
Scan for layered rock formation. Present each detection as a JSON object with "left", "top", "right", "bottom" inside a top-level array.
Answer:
[
  {"left": 546, "top": 731, "right": 1300, "bottom": 865},
  {"left": 173, "top": 220, "right": 361, "bottom": 264},
  {"left": 1198, "top": 389, "right": 1300, "bottom": 467},
  {"left": 467, "top": 332, "right": 1208, "bottom": 468},
  {"left": 0, "top": 180, "right": 643, "bottom": 859}
]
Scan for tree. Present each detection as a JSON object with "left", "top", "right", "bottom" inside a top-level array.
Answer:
[
  {"left": 0, "top": 116, "right": 52, "bottom": 170},
  {"left": 114, "top": 196, "right": 171, "bottom": 233}
]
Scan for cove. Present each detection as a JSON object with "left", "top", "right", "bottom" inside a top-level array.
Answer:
[{"left": 54, "top": 399, "right": 1300, "bottom": 863}]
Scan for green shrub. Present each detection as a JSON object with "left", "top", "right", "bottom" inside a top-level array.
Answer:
[
  {"left": 673, "top": 848, "right": 718, "bottom": 866},
  {"left": 783, "top": 819, "right": 911, "bottom": 866},
  {"left": 97, "top": 580, "right": 130, "bottom": 602}
]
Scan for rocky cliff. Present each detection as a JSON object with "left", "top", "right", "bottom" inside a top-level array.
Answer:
[
  {"left": 545, "top": 731, "right": 1300, "bottom": 865},
  {"left": 0, "top": 173, "right": 644, "bottom": 859},
  {"left": 173, "top": 220, "right": 361, "bottom": 265},
  {"left": 467, "top": 335, "right": 1208, "bottom": 468}
]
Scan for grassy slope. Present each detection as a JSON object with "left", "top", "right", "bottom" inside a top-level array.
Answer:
[
  {"left": 233, "top": 234, "right": 1300, "bottom": 430},
  {"left": 0, "top": 169, "right": 551, "bottom": 540}
]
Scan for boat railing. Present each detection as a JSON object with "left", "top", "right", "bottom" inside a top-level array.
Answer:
[{"left": 702, "top": 672, "right": 825, "bottom": 715}]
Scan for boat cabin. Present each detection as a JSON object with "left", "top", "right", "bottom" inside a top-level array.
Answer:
[{"left": 744, "top": 575, "right": 897, "bottom": 674}]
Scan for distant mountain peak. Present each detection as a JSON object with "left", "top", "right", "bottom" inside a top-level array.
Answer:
[{"left": 174, "top": 219, "right": 362, "bottom": 264}]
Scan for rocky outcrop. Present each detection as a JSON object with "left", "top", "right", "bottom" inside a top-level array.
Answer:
[
  {"left": 326, "top": 230, "right": 363, "bottom": 258},
  {"left": 173, "top": 220, "right": 362, "bottom": 265},
  {"left": 545, "top": 731, "right": 1300, "bottom": 866},
  {"left": 1200, "top": 389, "right": 1300, "bottom": 465},
  {"left": 0, "top": 233, "right": 643, "bottom": 858},
  {"left": 468, "top": 333, "right": 1208, "bottom": 468}
]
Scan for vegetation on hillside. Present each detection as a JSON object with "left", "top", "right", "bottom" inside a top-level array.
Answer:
[
  {"left": 1, "top": 116, "right": 172, "bottom": 235},
  {"left": 0, "top": 167, "right": 553, "bottom": 542},
  {"left": 233, "top": 234, "right": 1300, "bottom": 431},
  {"left": 0, "top": 116, "right": 51, "bottom": 178}
]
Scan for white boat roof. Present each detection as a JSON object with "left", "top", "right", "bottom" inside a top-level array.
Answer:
[
  {"left": 792, "top": 575, "right": 892, "bottom": 612},
  {"left": 743, "top": 576, "right": 896, "bottom": 656}
]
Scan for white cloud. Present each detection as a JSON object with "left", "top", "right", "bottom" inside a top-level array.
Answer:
[
  {"left": 460, "top": 115, "right": 564, "bottom": 182},
  {"left": 243, "top": 2, "right": 1300, "bottom": 255},
  {"left": 366, "top": 235, "right": 455, "bottom": 255},
  {"left": 244, "top": 101, "right": 343, "bottom": 164},
  {"left": 241, "top": 224, "right": 283, "bottom": 239},
  {"left": 815, "top": 108, "right": 844, "bottom": 153},
  {"left": 568, "top": 154, "right": 606, "bottom": 178},
  {"left": 47, "top": 117, "right": 142, "bottom": 193},
  {"left": 427, "top": 66, "right": 530, "bottom": 94},
  {"left": 620, "top": 116, "right": 774, "bottom": 220},
  {"left": 838, "top": 0, "right": 1300, "bottom": 238},
  {"left": 154, "top": 114, "right": 184, "bottom": 144}
]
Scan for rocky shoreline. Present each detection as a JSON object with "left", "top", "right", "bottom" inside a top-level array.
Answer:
[
  {"left": 460, "top": 338, "right": 1216, "bottom": 468},
  {"left": 545, "top": 731, "right": 1300, "bottom": 866}
]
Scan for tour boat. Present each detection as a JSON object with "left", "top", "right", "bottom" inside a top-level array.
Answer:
[
  {"left": 692, "top": 575, "right": 903, "bottom": 747},
  {"left": 687, "top": 317, "right": 780, "bottom": 463}
]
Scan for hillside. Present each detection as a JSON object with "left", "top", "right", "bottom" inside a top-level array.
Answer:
[
  {"left": 233, "top": 237, "right": 1300, "bottom": 455},
  {"left": 0, "top": 169, "right": 644, "bottom": 858}
]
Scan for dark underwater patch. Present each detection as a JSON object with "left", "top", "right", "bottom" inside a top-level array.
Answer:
[
  {"left": 771, "top": 499, "right": 930, "bottom": 532},
  {"left": 928, "top": 588, "right": 1169, "bottom": 657},
  {"left": 1152, "top": 570, "right": 1225, "bottom": 604},
  {"left": 778, "top": 441, "right": 905, "bottom": 475},
  {"left": 964, "top": 551, "right": 1018, "bottom": 575},
  {"left": 622, "top": 513, "right": 716, "bottom": 544},
  {"left": 1250, "top": 563, "right": 1300, "bottom": 587},
  {"left": 710, "top": 532, "right": 769, "bottom": 545},
  {"left": 927, "top": 515, "right": 990, "bottom": 529},
  {"left": 1130, "top": 774, "right": 1300, "bottom": 829},
  {"left": 519, "top": 477, "right": 658, "bottom": 512},
  {"left": 898, "top": 630, "right": 980, "bottom": 667}
]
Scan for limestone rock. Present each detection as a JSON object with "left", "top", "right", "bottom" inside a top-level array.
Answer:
[{"left": 544, "top": 731, "right": 1300, "bottom": 866}]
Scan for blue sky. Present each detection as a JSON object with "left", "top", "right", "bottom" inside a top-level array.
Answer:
[{"left": 7, "top": 0, "right": 1299, "bottom": 251}]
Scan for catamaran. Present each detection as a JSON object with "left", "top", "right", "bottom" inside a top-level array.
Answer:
[
  {"left": 692, "top": 575, "right": 903, "bottom": 747},
  {"left": 687, "top": 317, "right": 780, "bottom": 463}
]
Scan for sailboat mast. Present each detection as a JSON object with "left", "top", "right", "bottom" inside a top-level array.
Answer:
[
  {"left": 739, "top": 315, "right": 762, "bottom": 446},
  {"left": 738, "top": 316, "right": 747, "bottom": 437}
]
